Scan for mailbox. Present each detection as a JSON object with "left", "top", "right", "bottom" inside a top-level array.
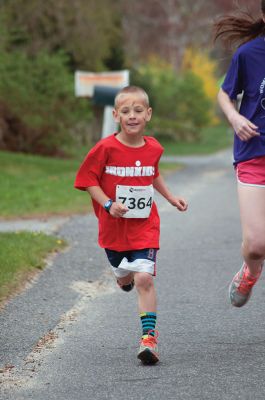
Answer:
[{"left": 92, "top": 86, "right": 120, "bottom": 107}]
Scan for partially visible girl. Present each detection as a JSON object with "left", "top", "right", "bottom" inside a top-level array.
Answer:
[{"left": 214, "top": 1, "right": 265, "bottom": 307}]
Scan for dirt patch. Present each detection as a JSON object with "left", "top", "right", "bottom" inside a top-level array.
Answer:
[{"left": 33, "top": 330, "right": 58, "bottom": 353}]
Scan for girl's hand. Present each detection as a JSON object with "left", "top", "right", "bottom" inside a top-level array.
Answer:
[
  {"left": 169, "top": 196, "right": 188, "bottom": 212},
  {"left": 109, "top": 202, "right": 128, "bottom": 218},
  {"left": 230, "top": 113, "right": 260, "bottom": 141}
]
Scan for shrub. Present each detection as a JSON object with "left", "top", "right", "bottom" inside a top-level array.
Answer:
[
  {"left": 182, "top": 48, "right": 219, "bottom": 125},
  {"left": 131, "top": 56, "right": 211, "bottom": 141},
  {"left": 0, "top": 49, "right": 90, "bottom": 155}
]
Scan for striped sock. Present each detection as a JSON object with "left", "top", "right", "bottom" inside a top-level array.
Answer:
[{"left": 140, "top": 312, "right": 157, "bottom": 338}]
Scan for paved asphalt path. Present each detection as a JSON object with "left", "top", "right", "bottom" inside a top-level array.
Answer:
[{"left": 1, "top": 150, "right": 265, "bottom": 400}]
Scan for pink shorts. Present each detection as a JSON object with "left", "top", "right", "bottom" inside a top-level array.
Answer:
[{"left": 236, "top": 156, "right": 265, "bottom": 187}]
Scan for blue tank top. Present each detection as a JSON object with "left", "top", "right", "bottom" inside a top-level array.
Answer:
[{"left": 222, "top": 36, "right": 265, "bottom": 164}]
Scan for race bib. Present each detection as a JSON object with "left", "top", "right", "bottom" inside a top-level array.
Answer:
[{"left": 116, "top": 185, "right": 154, "bottom": 218}]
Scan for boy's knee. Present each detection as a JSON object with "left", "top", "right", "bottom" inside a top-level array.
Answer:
[{"left": 134, "top": 272, "right": 153, "bottom": 291}]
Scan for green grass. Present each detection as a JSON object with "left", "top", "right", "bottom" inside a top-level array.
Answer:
[
  {"left": 160, "top": 124, "right": 232, "bottom": 156},
  {"left": 160, "top": 162, "right": 183, "bottom": 174},
  {"left": 0, "top": 150, "right": 90, "bottom": 219},
  {"left": 0, "top": 231, "right": 66, "bottom": 302}
]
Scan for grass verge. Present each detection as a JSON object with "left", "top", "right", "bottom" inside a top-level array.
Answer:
[
  {"left": 0, "top": 150, "right": 90, "bottom": 219},
  {"left": 160, "top": 124, "right": 232, "bottom": 155},
  {"left": 0, "top": 231, "right": 66, "bottom": 304}
]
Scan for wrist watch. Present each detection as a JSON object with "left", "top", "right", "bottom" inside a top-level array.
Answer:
[{"left": 104, "top": 199, "right": 113, "bottom": 213}]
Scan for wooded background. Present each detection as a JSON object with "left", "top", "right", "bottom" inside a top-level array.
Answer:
[{"left": 0, "top": 0, "right": 260, "bottom": 156}]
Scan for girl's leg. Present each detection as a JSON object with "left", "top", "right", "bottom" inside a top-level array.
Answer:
[
  {"left": 237, "top": 184, "right": 265, "bottom": 274},
  {"left": 229, "top": 184, "right": 265, "bottom": 307}
]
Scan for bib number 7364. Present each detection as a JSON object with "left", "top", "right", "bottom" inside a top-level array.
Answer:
[{"left": 116, "top": 185, "right": 154, "bottom": 218}]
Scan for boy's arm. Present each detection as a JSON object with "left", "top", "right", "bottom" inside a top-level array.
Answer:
[
  {"left": 217, "top": 88, "right": 259, "bottom": 141},
  {"left": 86, "top": 186, "right": 128, "bottom": 218},
  {"left": 153, "top": 175, "right": 188, "bottom": 212}
]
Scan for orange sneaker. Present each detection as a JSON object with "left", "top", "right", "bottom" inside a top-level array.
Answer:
[{"left": 137, "top": 330, "right": 159, "bottom": 365}]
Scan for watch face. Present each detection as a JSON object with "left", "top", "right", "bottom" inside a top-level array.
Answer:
[{"left": 104, "top": 200, "right": 112, "bottom": 212}]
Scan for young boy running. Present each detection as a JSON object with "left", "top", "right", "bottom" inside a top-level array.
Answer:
[{"left": 74, "top": 86, "right": 188, "bottom": 364}]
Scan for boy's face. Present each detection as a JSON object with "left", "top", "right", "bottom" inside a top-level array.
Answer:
[{"left": 113, "top": 93, "right": 152, "bottom": 137}]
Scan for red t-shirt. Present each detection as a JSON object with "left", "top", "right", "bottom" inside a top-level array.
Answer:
[{"left": 74, "top": 133, "right": 164, "bottom": 251}]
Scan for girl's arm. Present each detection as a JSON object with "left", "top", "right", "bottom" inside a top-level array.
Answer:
[
  {"left": 153, "top": 175, "right": 188, "bottom": 212},
  {"left": 217, "top": 88, "right": 259, "bottom": 141},
  {"left": 86, "top": 186, "right": 128, "bottom": 218}
]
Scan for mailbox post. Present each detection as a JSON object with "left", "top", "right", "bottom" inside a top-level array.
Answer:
[{"left": 92, "top": 86, "right": 120, "bottom": 138}]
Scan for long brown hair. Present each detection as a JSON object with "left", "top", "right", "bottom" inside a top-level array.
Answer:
[{"left": 213, "top": 0, "right": 265, "bottom": 48}]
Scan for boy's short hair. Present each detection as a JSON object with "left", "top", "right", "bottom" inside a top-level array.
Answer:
[{"left": 114, "top": 86, "right": 150, "bottom": 108}]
